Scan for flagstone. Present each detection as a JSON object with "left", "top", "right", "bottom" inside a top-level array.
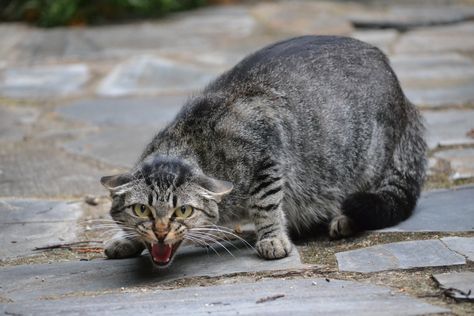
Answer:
[
  {"left": 336, "top": 239, "right": 465, "bottom": 273},
  {"left": 0, "top": 278, "right": 448, "bottom": 315}
]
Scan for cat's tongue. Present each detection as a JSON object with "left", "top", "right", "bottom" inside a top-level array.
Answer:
[{"left": 151, "top": 243, "right": 172, "bottom": 264}]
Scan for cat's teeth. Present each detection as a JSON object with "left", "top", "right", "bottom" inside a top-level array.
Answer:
[{"left": 151, "top": 243, "right": 172, "bottom": 264}]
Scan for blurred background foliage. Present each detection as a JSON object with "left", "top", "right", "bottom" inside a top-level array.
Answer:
[{"left": 0, "top": 0, "right": 212, "bottom": 27}]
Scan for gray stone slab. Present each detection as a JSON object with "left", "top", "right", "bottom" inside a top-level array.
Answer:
[
  {"left": 349, "top": 5, "right": 474, "bottom": 30},
  {"left": 336, "top": 239, "right": 466, "bottom": 273},
  {"left": 0, "top": 105, "right": 39, "bottom": 143},
  {"left": 0, "top": 199, "right": 82, "bottom": 258},
  {"left": 169, "top": 6, "right": 257, "bottom": 39},
  {"left": 423, "top": 109, "right": 474, "bottom": 149},
  {"left": 380, "top": 185, "right": 474, "bottom": 232},
  {"left": 433, "top": 271, "right": 474, "bottom": 301},
  {"left": 391, "top": 53, "right": 474, "bottom": 107},
  {"left": 251, "top": 2, "right": 353, "bottom": 36},
  {"left": 352, "top": 30, "right": 399, "bottom": 54},
  {"left": 441, "top": 237, "right": 474, "bottom": 261},
  {"left": 0, "top": 64, "right": 89, "bottom": 98},
  {"left": 62, "top": 127, "right": 155, "bottom": 168},
  {"left": 57, "top": 96, "right": 184, "bottom": 126},
  {"left": 0, "top": 143, "right": 110, "bottom": 198},
  {"left": 0, "top": 24, "right": 29, "bottom": 66},
  {"left": 395, "top": 22, "right": 474, "bottom": 54},
  {"left": 404, "top": 84, "right": 474, "bottom": 108},
  {"left": 0, "top": 278, "right": 448, "bottom": 315},
  {"left": 0, "top": 245, "right": 304, "bottom": 301},
  {"left": 83, "top": 6, "right": 256, "bottom": 57},
  {"left": 97, "top": 55, "right": 217, "bottom": 96},
  {"left": 10, "top": 28, "right": 101, "bottom": 64},
  {"left": 434, "top": 148, "right": 474, "bottom": 180},
  {"left": 56, "top": 97, "right": 184, "bottom": 167},
  {"left": 4, "top": 6, "right": 256, "bottom": 64}
]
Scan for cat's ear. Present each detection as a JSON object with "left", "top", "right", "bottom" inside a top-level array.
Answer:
[
  {"left": 196, "top": 174, "right": 233, "bottom": 202},
  {"left": 100, "top": 173, "right": 134, "bottom": 191}
]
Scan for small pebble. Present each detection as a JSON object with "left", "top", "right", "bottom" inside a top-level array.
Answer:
[
  {"left": 85, "top": 195, "right": 99, "bottom": 206},
  {"left": 312, "top": 281, "right": 317, "bottom": 286}
]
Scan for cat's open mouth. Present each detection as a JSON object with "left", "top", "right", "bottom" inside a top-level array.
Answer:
[{"left": 146, "top": 241, "right": 182, "bottom": 267}]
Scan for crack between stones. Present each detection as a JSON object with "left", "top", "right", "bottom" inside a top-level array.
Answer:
[{"left": 439, "top": 238, "right": 469, "bottom": 261}]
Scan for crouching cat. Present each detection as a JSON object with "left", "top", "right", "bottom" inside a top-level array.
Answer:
[{"left": 101, "top": 36, "right": 426, "bottom": 267}]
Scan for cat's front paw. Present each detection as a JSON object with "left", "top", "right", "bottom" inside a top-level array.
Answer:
[
  {"left": 104, "top": 238, "right": 144, "bottom": 259},
  {"left": 256, "top": 234, "right": 292, "bottom": 260}
]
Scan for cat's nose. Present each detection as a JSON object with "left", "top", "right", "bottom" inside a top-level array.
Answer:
[
  {"left": 155, "top": 231, "right": 168, "bottom": 242},
  {"left": 154, "top": 218, "right": 169, "bottom": 242}
]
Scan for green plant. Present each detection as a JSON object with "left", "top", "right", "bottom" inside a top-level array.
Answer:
[{"left": 0, "top": 0, "right": 207, "bottom": 27}]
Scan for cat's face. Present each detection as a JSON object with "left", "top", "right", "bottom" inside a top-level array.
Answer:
[{"left": 101, "top": 156, "right": 232, "bottom": 267}]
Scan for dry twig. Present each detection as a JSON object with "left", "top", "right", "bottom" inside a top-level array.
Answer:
[{"left": 256, "top": 294, "right": 285, "bottom": 304}]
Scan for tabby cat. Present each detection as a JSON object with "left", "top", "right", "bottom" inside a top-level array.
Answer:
[{"left": 101, "top": 36, "right": 426, "bottom": 267}]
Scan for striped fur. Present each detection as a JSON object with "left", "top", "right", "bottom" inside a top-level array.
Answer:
[{"left": 102, "top": 36, "right": 426, "bottom": 262}]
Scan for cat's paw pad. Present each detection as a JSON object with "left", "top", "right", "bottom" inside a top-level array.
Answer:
[
  {"left": 329, "top": 215, "right": 357, "bottom": 239},
  {"left": 256, "top": 235, "right": 292, "bottom": 260},
  {"left": 104, "top": 239, "right": 143, "bottom": 259}
]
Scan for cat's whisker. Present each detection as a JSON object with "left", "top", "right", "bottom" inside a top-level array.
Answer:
[
  {"left": 200, "top": 224, "right": 245, "bottom": 236},
  {"left": 88, "top": 225, "right": 134, "bottom": 230},
  {"left": 91, "top": 228, "right": 138, "bottom": 237},
  {"left": 185, "top": 234, "right": 221, "bottom": 255},
  {"left": 97, "top": 230, "right": 127, "bottom": 238},
  {"left": 86, "top": 225, "right": 122, "bottom": 229},
  {"left": 104, "top": 231, "right": 139, "bottom": 238},
  {"left": 183, "top": 236, "right": 220, "bottom": 256},
  {"left": 186, "top": 234, "right": 229, "bottom": 257},
  {"left": 187, "top": 230, "right": 240, "bottom": 251},
  {"left": 191, "top": 227, "right": 255, "bottom": 251},
  {"left": 103, "top": 234, "right": 140, "bottom": 243},
  {"left": 80, "top": 219, "right": 125, "bottom": 225},
  {"left": 186, "top": 232, "right": 234, "bottom": 257}
]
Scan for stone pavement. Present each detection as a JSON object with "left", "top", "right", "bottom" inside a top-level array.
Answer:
[{"left": 1, "top": 0, "right": 474, "bottom": 315}]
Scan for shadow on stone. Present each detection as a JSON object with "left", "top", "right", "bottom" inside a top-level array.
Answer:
[{"left": 0, "top": 242, "right": 305, "bottom": 302}]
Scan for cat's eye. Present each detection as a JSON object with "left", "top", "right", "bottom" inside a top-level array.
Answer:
[
  {"left": 174, "top": 205, "right": 194, "bottom": 219},
  {"left": 132, "top": 204, "right": 152, "bottom": 218}
]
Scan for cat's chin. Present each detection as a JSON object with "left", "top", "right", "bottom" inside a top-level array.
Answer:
[{"left": 145, "top": 241, "right": 182, "bottom": 268}]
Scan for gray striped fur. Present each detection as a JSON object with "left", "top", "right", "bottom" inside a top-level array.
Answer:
[{"left": 102, "top": 36, "right": 426, "bottom": 261}]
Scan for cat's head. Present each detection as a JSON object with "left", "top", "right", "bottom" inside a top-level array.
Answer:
[{"left": 101, "top": 155, "right": 233, "bottom": 267}]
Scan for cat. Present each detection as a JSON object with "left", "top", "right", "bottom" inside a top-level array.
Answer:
[{"left": 100, "top": 35, "right": 426, "bottom": 267}]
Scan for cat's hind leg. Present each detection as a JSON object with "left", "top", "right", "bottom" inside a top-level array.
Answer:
[
  {"left": 104, "top": 233, "right": 145, "bottom": 259},
  {"left": 250, "top": 159, "right": 292, "bottom": 259},
  {"left": 335, "top": 107, "right": 426, "bottom": 233}
]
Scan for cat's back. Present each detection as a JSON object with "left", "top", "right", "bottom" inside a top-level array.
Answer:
[{"left": 206, "top": 35, "right": 393, "bottom": 97}]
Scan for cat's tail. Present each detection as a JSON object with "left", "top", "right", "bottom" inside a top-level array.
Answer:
[{"left": 341, "top": 103, "right": 427, "bottom": 232}]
